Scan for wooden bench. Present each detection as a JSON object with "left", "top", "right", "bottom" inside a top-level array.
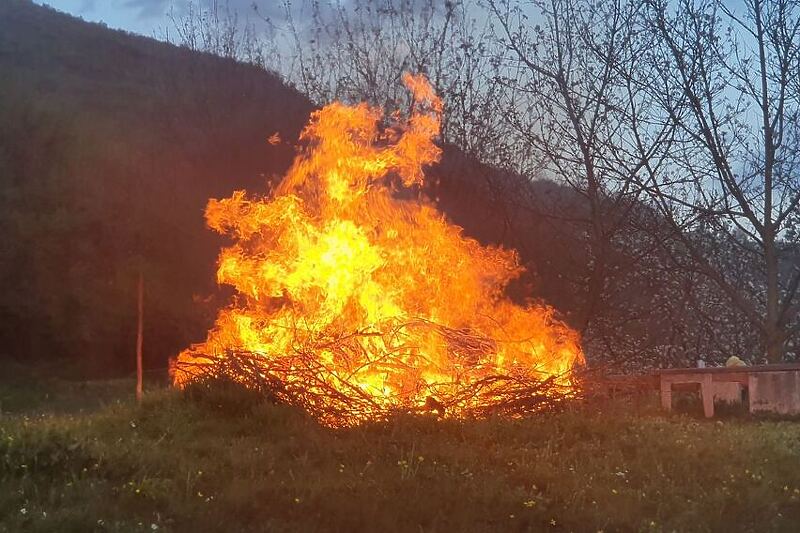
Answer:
[{"left": 657, "top": 364, "right": 800, "bottom": 417}]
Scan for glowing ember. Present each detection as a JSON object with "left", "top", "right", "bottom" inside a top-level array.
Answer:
[{"left": 173, "top": 74, "right": 584, "bottom": 426}]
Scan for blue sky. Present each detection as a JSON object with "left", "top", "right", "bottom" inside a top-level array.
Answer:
[{"left": 35, "top": 1, "right": 285, "bottom": 38}]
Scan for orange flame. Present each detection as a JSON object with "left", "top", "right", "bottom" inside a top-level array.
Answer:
[{"left": 173, "top": 73, "right": 583, "bottom": 425}]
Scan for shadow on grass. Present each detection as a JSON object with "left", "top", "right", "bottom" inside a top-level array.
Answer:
[{"left": 0, "top": 359, "right": 168, "bottom": 415}]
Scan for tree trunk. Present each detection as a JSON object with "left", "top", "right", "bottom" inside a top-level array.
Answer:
[
  {"left": 581, "top": 212, "right": 607, "bottom": 335},
  {"left": 764, "top": 228, "right": 783, "bottom": 363},
  {"left": 754, "top": 0, "right": 783, "bottom": 364}
]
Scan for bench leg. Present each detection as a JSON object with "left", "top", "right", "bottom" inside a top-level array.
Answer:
[
  {"left": 701, "top": 375, "right": 714, "bottom": 418},
  {"left": 748, "top": 374, "right": 757, "bottom": 414},
  {"left": 660, "top": 378, "right": 672, "bottom": 411}
]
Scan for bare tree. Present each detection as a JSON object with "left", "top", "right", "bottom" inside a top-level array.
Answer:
[
  {"left": 162, "top": 0, "right": 280, "bottom": 69},
  {"left": 158, "top": 0, "right": 800, "bottom": 365},
  {"left": 279, "top": 0, "right": 517, "bottom": 167},
  {"left": 639, "top": 0, "right": 800, "bottom": 362},
  {"left": 487, "top": 0, "right": 676, "bottom": 347}
]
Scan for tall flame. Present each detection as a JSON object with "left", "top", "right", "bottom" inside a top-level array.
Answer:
[{"left": 174, "top": 74, "right": 583, "bottom": 425}]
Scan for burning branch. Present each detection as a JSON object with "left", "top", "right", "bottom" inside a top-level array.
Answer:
[
  {"left": 174, "top": 317, "right": 582, "bottom": 427},
  {"left": 173, "top": 73, "right": 584, "bottom": 426}
]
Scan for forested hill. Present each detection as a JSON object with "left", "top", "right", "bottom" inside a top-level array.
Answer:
[
  {"left": 0, "top": 0, "right": 315, "bottom": 375},
  {"left": 1, "top": 0, "right": 580, "bottom": 376}
]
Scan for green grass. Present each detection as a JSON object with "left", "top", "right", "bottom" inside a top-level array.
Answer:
[{"left": 1, "top": 380, "right": 800, "bottom": 532}]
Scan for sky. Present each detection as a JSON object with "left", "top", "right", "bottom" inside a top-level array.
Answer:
[{"left": 35, "top": 1, "right": 285, "bottom": 38}]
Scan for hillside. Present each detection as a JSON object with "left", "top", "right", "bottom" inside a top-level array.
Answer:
[
  {"left": 0, "top": 0, "right": 315, "bottom": 374},
  {"left": 1, "top": 1, "right": 593, "bottom": 376}
]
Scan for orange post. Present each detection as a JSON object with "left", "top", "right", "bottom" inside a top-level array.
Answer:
[{"left": 136, "top": 272, "right": 144, "bottom": 402}]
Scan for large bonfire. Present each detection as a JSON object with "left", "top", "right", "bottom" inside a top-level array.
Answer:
[{"left": 172, "top": 74, "right": 584, "bottom": 426}]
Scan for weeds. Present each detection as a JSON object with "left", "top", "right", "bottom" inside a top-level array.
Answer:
[{"left": 1, "top": 384, "right": 800, "bottom": 532}]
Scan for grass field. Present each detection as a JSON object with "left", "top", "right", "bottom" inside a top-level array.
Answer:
[{"left": 2, "top": 369, "right": 800, "bottom": 532}]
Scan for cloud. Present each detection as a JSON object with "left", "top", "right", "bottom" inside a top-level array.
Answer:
[
  {"left": 79, "top": 0, "right": 96, "bottom": 13},
  {"left": 121, "top": 0, "right": 169, "bottom": 19},
  {"left": 122, "top": 0, "right": 285, "bottom": 21}
]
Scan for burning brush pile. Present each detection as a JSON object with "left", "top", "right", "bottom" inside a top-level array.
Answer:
[{"left": 172, "top": 74, "right": 584, "bottom": 427}]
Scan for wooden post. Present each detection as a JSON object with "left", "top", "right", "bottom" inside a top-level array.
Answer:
[
  {"left": 660, "top": 376, "right": 672, "bottom": 411},
  {"left": 136, "top": 272, "right": 144, "bottom": 403}
]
